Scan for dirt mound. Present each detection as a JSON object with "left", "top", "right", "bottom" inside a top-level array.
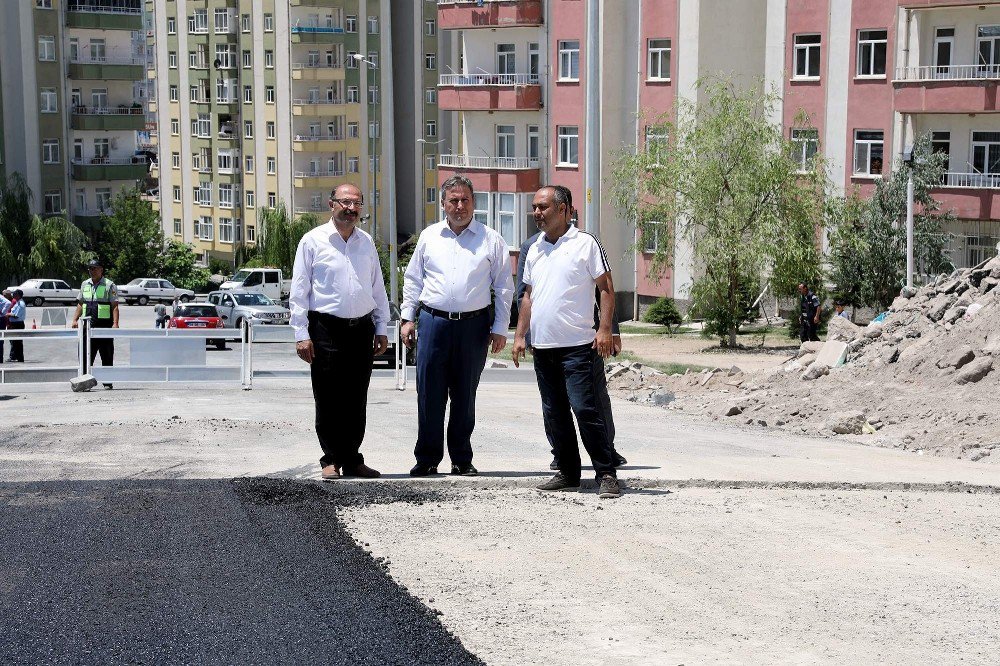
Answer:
[{"left": 609, "top": 257, "right": 1000, "bottom": 462}]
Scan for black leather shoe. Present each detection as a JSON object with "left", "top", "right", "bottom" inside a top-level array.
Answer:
[
  {"left": 409, "top": 463, "right": 439, "bottom": 477},
  {"left": 549, "top": 458, "right": 559, "bottom": 471},
  {"left": 612, "top": 452, "right": 627, "bottom": 467},
  {"left": 450, "top": 464, "right": 478, "bottom": 476}
]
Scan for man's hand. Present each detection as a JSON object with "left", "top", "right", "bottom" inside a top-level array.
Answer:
[
  {"left": 373, "top": 335, "right": 388, "bottom": 356},
  {"left": 593, "top": 329, "right": 613, "bottom": 358},
  {"left": 813, "top": 315, "right": 820, "bottom": 324},
  {"left": 612, "top": 334, "right": 622, "bottom": 356},
  {"left": 489, "top": 333, "right": 506, "bottom": 354},
  {"left": 112, "top": 322, "right": 119, "bottom": 329},
  {"left": 71, "top": 319, "right": 79, "bottom": 329},
  {"left": 512, "top": 335, "right": 527, "bottom": 368},
  {"left": 296, "top": 339, "right": 314, "bottom": 364},
  {"left": 401, "top": 321, "right": 416, "bottom": 349}
]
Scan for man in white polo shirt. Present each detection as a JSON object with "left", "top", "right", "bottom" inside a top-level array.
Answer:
[{"left": 513, "top": 185, "right": 621, "bottom": 499}]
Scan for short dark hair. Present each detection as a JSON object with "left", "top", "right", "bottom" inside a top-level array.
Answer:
[
  {"left": 440, "top": 175, "right": 474, "bottom": 199},
  {"left": 542, "top": 184, "right": 573, "bottom": 212}
]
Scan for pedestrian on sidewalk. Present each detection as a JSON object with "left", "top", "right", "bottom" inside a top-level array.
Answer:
[
  {"left": 513, "top": 185, "right": 621, "bottom": 499},
  {"left": 0, "top": 289, "right": 10, "bottom": 363},
  {"left": 72, "top": 259, "right": 119, "bottom": 389},
  {"left": 290, "top": 183, "right": 389, "bottom": 481},
  {"left": 400, "top": 175, "right": 514, "bottom": 477},
  {"left": 154, "top": 302, "right": 169, "bottom": 328},
  {"left": 798, "top": 282, "right": 821, "bottom": 342},
  {"left": 516, "top": 219, "right": 627, "bottom": 471},
  {"left": 6, "top": 289, "right": 26, "bottom": 363}
]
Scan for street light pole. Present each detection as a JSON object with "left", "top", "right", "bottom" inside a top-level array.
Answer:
[{"left": 906, "top": 173, "right": 914, "bottom": 289}]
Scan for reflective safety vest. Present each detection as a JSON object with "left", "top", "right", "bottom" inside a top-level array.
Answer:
[{"left": 81, "top": 278, "right": 114, "bottom": 321}]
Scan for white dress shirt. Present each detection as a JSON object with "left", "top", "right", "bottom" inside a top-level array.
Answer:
[
  {"left": 401, "top": 220, "right": 514, "bottom": 336},
  {"left": 522, "top": 225, "right": 611, "bottom": 349},
  {"left": 290, "top": 221, "right": 390, "bottom": 342}
]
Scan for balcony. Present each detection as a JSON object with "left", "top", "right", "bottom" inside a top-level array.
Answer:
[
  {"left": 438, "top": 153, "right": 540, "bottom": 192},
  {"left": 437, "top": 0, "right": 543, "bottom": 30},
  {"left": 70, "top": 105, "right": 146, "bottom": 131},
  {"left": 894, "top": 64, "right": 1000, "bottom": 113},
  {"left": 936, "top": 172, "right": 1000, "bottom": 189},
  {"left": 293, "top": 134, "right": 346, "bottom": 151},
  {"left": 292, "top": 99, "right": 346, "bottom": 117},
  {"left": 73, "top": 209, "right": 110, "bottom": 231},
  {"left": 68, "top": 55, "right": 145, "bottom": 81},
  {"left": 292, "top": 62, "right": 345, "bottom": 81},
  {"left": 71, "top": 157, "right": 150, "bottom": 181},
  {"left": 294, "top": 169, "right": 346, "bottom": 188},
  {"left": 66, "top": 4, "right": 142, "bottom": 31},
  {"left": 438, "top": 73, "right": 542, "bottom": 111},
  {"left": 291, "top": 22, "right": 345, "bottom": 43}
]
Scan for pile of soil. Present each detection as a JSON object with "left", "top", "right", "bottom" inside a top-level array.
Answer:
[{"left": 609, "top": 257, "right": 1000, "bottom": 462}]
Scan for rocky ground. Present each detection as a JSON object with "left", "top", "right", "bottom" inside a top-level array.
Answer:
[{"left": 611, "top": 257, "right": 1000, "bottom": 463}]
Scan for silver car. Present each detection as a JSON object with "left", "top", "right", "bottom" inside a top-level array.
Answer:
[{"left": 207, "top": 290, "right": 290, "bottom": 329}]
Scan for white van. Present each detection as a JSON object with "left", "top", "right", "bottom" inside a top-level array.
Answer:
[{"left": 219, "top": 268, "right": 291, "bottom": 302}]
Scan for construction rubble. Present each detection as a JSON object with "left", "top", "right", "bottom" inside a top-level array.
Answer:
[{"left": 608, "top": 256, "right": 1000, "bottom": 462}]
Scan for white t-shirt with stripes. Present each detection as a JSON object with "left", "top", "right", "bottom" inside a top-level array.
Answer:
[{"left": 522, "top": 224, "right": 611, "bottom": 349}]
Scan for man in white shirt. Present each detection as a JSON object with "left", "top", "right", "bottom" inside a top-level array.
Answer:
[
  {"left": 400, "top": 175, "right": 514, "bottom": 476},
  {"left": 513, "top": 185, "right": 621, "bottom": 499},
  {"left": 291, "top": 183, "right": 390, "bottom": 480}
]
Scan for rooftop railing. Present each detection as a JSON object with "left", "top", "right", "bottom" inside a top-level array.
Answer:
[
  {"left": 895, "top": 64, "right": 1000, "bottom": 81},
  {"left": 439, "top": 73, "right": 539, "bottom": 86},
  {"left": 438, "top": 154, "right": 539, "bottom": 169}
]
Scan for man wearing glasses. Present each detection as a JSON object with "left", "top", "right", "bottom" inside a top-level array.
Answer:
[
  {"left": 290, "top": 184, "right": 390, "bottom": 481},
  {"left": 400, "top": 175, "right": 514, "bottom": 476}
]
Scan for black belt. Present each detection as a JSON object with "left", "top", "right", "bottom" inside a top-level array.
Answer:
[
  {"left": 311, "top": 310, "right": 373, "bottom": 327},
  {"left": 420, "top": 303, "right": 490, "bottom": 321}
]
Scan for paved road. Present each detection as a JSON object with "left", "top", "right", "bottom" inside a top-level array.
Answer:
[{"left": 0, "top": 477, "right": 479, "bottom": 665}]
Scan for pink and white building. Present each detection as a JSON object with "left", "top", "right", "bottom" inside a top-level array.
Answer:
[{"left": 436, "top": 0, "right": 1000, "bottom": 315}]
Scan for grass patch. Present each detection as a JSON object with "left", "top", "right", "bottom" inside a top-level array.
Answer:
[
  {"left": 614, "top": 350, "right": 712, "bottom": 375},
  {"left": 619, "top": 324, "right": 699, "bottom": 336}
]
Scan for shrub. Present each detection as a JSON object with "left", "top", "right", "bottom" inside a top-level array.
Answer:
[{"left": 643, "top": 297, "right": 683, "bottom": 332}]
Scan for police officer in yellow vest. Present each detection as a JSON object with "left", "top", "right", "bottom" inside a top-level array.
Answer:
[{"left": 72, "top": 258, "right": 120, "bottom": 389}]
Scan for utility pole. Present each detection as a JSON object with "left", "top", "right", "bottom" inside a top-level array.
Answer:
[{"left": 584, "top": 0, "right": 600, "bottom": 235}]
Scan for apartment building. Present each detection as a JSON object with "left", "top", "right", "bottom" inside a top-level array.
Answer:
[{"left": 0, "top": 0, "right": 151, "bottom": 232}]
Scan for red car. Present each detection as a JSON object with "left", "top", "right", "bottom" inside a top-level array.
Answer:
[{"left": 167, "top": 303, "right": 227, "bottom": 349}]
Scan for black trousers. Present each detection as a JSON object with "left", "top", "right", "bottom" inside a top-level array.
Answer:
[
  {"left": 90, "top": 323, "right": 115, "bottom": 367},
  {"left": 308, "top": 311, "right": 375, "bottom": 469},
  {"left": 800, "top": 318, "right": 819, "bottom": 342},
  {"left": 533, "top": 344, "right": 616, "bottom": 481},
  {"left": 549, "top": 353, "right": 616, "bottom": 460},
  {"left": 7, "top": 321, "right": 24, "bottom": 362}
]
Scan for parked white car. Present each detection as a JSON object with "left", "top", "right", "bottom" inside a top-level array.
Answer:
[
  {"left": 118, "top": 278, "right": 195, "bottom": 305},
  {"left": 207, "top": 290, "right": 290, "bottom": 329},
  {"left": 5, "top": 279, "right": 78, "bottom": 306}
]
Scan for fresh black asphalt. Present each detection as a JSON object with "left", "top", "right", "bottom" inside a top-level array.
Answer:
[{"left": 0, "top": 477, "right": 482, "bottom": 665}]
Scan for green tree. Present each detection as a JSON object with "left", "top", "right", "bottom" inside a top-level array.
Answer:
[
  {"left": 157, "top": 240, "right": 211, "bottom": 292},
  {"left": 643, "top": 297, "right": 683, "bottom": 332},
  {"left": 96, "top": 187, "right": 162, "bottom": 283},
  {"left": 0, "top": 172, "right": 35, "bottom": 285},
  {"left": 611, "top": 78, "right": 827, "bottom": 347},
  {"left": 247, "top": 203, "right": 318, "bottom": 273},
  {"left": 27, "top": 215, "right": 92, "bottom": 284},
  {"left": 827, "top": 133, "right": 953, "bottom": 310}
]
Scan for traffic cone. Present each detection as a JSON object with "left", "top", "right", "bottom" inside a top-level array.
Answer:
[{"left": 31, "top": 319, "right": 37, "bottom": 330}]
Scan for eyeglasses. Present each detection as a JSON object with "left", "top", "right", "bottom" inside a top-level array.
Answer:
[{"left": 333, "top": 198, "right": 364, "bottom": 209}]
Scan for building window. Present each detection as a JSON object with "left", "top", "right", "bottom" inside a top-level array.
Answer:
[
  {"left": 347, "top": 122, "right": 359, "bottom": 139},
  {"left": 193, "top": 114, "right": 210, "bottom": 137},
  {"left": 367, "top": 52, "right": 379, "bottom": 68},
  {"left": 794, "top": 34, "right": 821, "bottom": 79},
  {"left": 972, "top": 131, "right": 1000, "bottom": 176},
  {"left": 496, "top": 125, "right": 516, "bottom": 159},
  {"left": 493, "top": 193, "right": 516, "bottom": 246},
  {"left": 857, "top": 29, "right": 888, "bottom": 77},
  {"left": 425, "top": 53, "right": 436, "bottom": 70},
  {"left": 242, "top": 50, "right": 252, "bottom": 68},
  {"left": 243, "top": 85, "right": 253, "bottom": 104},
  {"left": 171, "top": 152, "right": 180, "bottom": 169},
  {"left": 169, "top": 51, "right": 177, "bottom": 69},
  {"left": 189, "top": 10, "right": 208, "bottom": 34},
  {"left": 368, "top": 16, "right": 378, "bottom": 34},
  {"left": 647, "top": 39, "right": 671, "bottom": 80},
  {"left": 853, "top": 130, "right": 884, "bottom": 176},
  {"left": 266, "top": 121, "right": 275, "bottom": 139},
  {"left": 40, "top": 88, "right": 57, "bottom": 113},
  {"left": 426, "top": 187, "right": 437, "bottom": 204},
  {"left": 645, "top": 125, "right": 669, "bottom": 163},
  {"left": 43, "top": 190, "right": 62, "bottom": 214},
  {"left": 244, "top": 121, "right": 253, "bottom": 138},
  {"left": 173, "top": 186, "right": 181, "bottom": 202},
  {"left": 425, "top": 87, "right": 437, "bottom": 104},
  {"left": 219, "top": 217, "right": 233, "bottom": 242},
  {"left": 265, "top": 86, "right": 275, "bottom": 103},
  {"left": 167, "top": 17, "right": 176, "bottom": 34},
  {"left": 346, "top": 15, "right": 357, "bottom": 33},
  {"left": 265, "top": 50, "right": 274, "bottom": 68},
  {"left": 169, "top": 85, "right": 178, "bottom": 102},
  {"left": 369, "top": 121, "right": 380, "bottom": 139},
  {"left": 246, "top": 225, "right": 256, "bottom": 242},
  {"left": 347, "top": 51, "right": 358, "bottom": 69},
  {"left": 931, "top": 131, "right": 951, "bottom": 171},
  {"left": 347, "top": 86, "right": 359, "bottom": 103},
  {"left": 267, "top": 157, "right": 276, "bottom": 174},
  {"left": 558, "top": 40, "right": 580, "bottom": 80},
  {"left": 426, "top": 154, "right": 436, "bottom": 170},
  {"left": 171, "top": 118, "right": 179, "bottom": 135},
  {"left": 558, "top": 126, "right": 579, "bottom": 166},
  {"left": 264, "top": 14, "right": 273, "bottom": 32},
  {"left": 199, "top": 216, "right": 214, "bottom": 241},
  {"left": 425, "top": 19, "right": 436, "bottom": 36},
  {"left": 41, "top": 139, "right": 60, "bottom": 164},
  {"left": 214, "top": 8, "right": 231, "bottom": 33},
  {"left": 643, "top": 221, "right": 661, "bottom": 253},
  {"left": 267, "top": 192, "right": 276, "bottom": 208},
  {"left": 38, "top": 36, "right": 55, "bottom": 62},
  {"left": 497, "top": 43, "right": 516, "bottom": 74},
  {"left": 197, "top": 182, "right": 213, "bottom": 206},
  {"left": 173, "top": 219, "right": 182, "bottom": 236},
  {"left": 790, "top": 128, "right": 819, "bottom": 172},
  {"left": 241, "top": 14, "right": 250, "bottom": 33},
  {"left": 368, "top": 86, "right": 379, "bottom": 104},
  {"left": 348, "top": 157, "right": 359, "bottom": 173},
  {"left": 426, "top": 120, "right": 437, "bottom": 138},
  {"left": 245, "top": 155, "right": 254, "bottom": 173},
  {"left": 527, "top": 125, "right": 540, "bottom": 160},
  {"left": 246, "top": 190, "right": 255, "bottom": 208},
  {"left": 36, "top": 0, "right": 52, "bottom": 8}
]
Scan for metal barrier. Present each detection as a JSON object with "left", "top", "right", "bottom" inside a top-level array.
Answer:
[{"left": 0, "top": 318, "right": 407, "bottom": 391}]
